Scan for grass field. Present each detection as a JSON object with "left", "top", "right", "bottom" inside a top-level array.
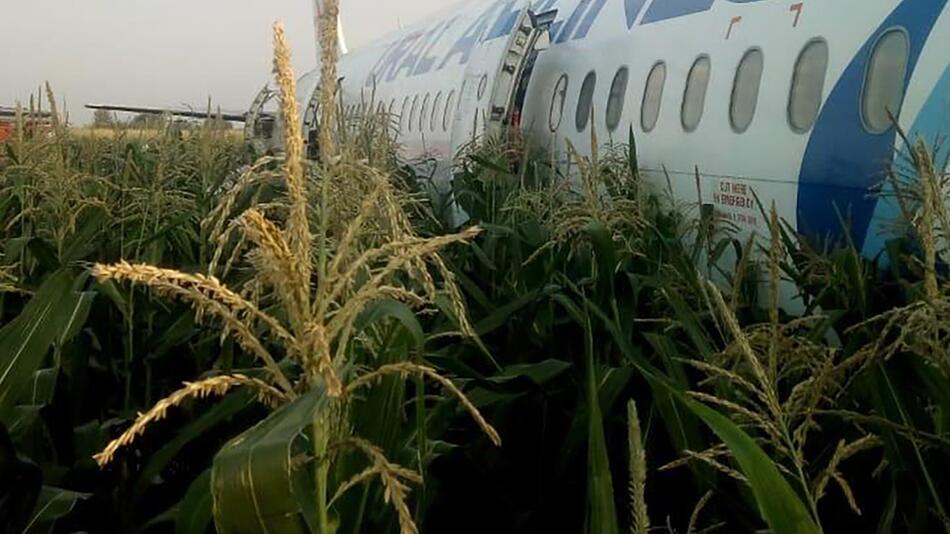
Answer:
[
  {"left": 1, "top": 19, "right": 949, "bottom": 534},
  {"left": 73, "top": 126, "right": 244, "bottom": 140}
]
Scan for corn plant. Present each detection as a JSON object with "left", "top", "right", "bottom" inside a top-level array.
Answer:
[{"left": 89, "top": 19, "right": 499, "bottom": 534}]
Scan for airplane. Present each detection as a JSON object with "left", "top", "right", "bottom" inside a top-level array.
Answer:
[
  {"left": 93, "top": 0, "right": 950, "bottom": 268},
  {"left": 329, "top": 0, "right": 948, "bottom": 263}
]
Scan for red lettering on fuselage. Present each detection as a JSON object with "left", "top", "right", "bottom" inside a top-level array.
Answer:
[
  {"left": 726, "top": 16, "right": 743, "bottom": 39},
  {"left": 790, "top": 3, "right": 804, "bottom": 27}
]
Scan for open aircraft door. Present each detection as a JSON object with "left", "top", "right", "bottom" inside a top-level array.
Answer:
[
  {"left": 449, "top": 6, "right": 550, "bottom": 157},
  {"left": 302, "top": 76, "right": 322, "bottom": 160},
  {"left": 244, "top": 86, "right": 277, "bottom": 154}
]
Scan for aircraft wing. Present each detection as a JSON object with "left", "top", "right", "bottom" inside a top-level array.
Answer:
[{"left": 85, "top": 103, "right": 248, "bottom": 123}]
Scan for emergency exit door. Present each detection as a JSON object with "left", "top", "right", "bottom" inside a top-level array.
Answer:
[{"left": 449, "top": 7, "right": 549, "bottom": 156}]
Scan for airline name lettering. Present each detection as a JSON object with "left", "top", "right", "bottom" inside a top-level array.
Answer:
[
  {"left": 366, "top": 1, "right": 523, "bottom": 86},
  {"left": 365, "top": 0, "right": 771, "bottom": 86}
]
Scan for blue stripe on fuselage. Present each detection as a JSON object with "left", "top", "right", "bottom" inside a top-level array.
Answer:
[
  {"left": 796, "top": 0, "right": 946, "bottom": 251},
  {"left": 861, "top": 65, "right": 950, "bottom": 257},
  {"left": 625, "top": 0, "right": 648, "bottom": 28},
  {"left": 641, "top": 0, "right": 714, "bottom": 24}
]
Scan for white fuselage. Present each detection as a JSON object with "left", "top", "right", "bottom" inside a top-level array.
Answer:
[{"left": 307, "top": 0, "right": 949, "bottom": 257}]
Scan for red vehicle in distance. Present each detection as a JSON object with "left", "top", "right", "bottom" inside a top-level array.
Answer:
[{"left": 0, "top": 106, "right": 52, "bottom": 142}]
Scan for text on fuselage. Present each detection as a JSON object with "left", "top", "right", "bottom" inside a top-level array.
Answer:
[{"left": 365, "top": 0, "right": 771, "bottom": 87}]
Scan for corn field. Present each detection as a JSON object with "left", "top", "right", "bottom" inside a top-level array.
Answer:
[{"left": 1, "top": 22, "right": 949, "bottom": 534}]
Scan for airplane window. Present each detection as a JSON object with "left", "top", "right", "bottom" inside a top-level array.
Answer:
[
  {"left": 730, "top": 48, "right": 764, "bottom": 133},
  {"left": 576, "top": 71, "right": 597, "bottom": 132},
  {"left": 444, "top": 90, "right": 456, "bottom": 131},
  {"left": 682, "top": 56, "right": 711, "bottom": 132},
  {"left": 420, "top": 93, "right": 431, "bottom": 132},
  {"left": 477, "top": 75, "right": 489, "bottom": 100},
  {"left": 549, "top": 74, "right": 569, "bottom": 132},
  {"left": 862, "top": 29, "right": 909, "bottom": 133},
  {"left": 400, "top": 97, "right": 410, "bottom": 130},
  {"left": 409, "top": 95, "right": 419, "bottom": 132},
  {"left": 641, "top": 62, "right": 666, "bottom": 132},
  {"left": 606, "top": 67, "right": 629, "bottom": 132},
  {"left": 431, "top": 92, "right": 443, "bottom": 132},
  {"left": 788, "top": 39, "right": 829, "bottom": 133}
]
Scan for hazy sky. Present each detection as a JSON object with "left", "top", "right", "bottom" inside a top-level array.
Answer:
[{"left": 1, "top": 0, "right": 448, "bottom": 123}]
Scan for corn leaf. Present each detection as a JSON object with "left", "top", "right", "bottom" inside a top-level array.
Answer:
[
  {"left": 0, "top": 270, "right": 93, "bottom": 420},
  {"left": 22, "top": 486, "right": 90, "bottom": 534},
  {"left": 585, "top": 222, "right": 618, "bottom": 298},
  {"left": 473, "top": 286, "right": 558, "bottom": 336},
  {"left": 356, "top": 299, "right": 424, "bottom": 352},
  {"left": 583, "top": 298, "right": 819, "bottom": 534},
  {"left": 176, "top": 470, "right": 214, "bottom": 534},
  {"left": 485, "top": 359, "right": 572, "bottom": 386},
  {"left": 678, "top": 396, "right": 820, "bottom": 534},
  {"left": 211, "top": 388, "right": 326, "bottom": 534},
  {"left": 22, "top": 368, "right": 57, "bottom": 406},
  {"left": 642, "top": 333, "right": 705, "bottom": 454},
  {"left": 584, "top": 315, "right": 619, "bottom": 534}
]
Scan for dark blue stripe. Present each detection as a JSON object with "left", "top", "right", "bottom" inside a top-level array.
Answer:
[
  {"left": 641, "top": 0, "right": 715, "bottom": 25},
  {"left": 625, "top": 0, "right": 648, "bottom": 28}
]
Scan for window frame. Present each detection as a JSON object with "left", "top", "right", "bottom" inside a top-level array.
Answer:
[
  {"left": 419, "top": 93, "right": 431, "bottom": 132},
  {"left": 606, "top": 66, "right": 630, "bottom": 132},
  {"left": 787, "top": 38, "right": 830, "bottom": 134},
  {"left": 431, "top": 91, "right": 444, "bottom": 132},
  {"left": 477, "top": 74, "right": 489, "bottom": 100},
  {"left": 729, "top": 48, "right": 764, "bottom": 134},
  {"left": 408, "top": 95, "right": 419, "bottom": 132},
  {"left": 444, "top": 90, "right": 456, "bottom": 131},
  {"left": 575, "top": 70, "right": 597, "bottom": 132},
  {"left": 400, "top": 97, "right": 410, "bottom": 130},
  {"left": 860, "top": 27, "right": 910, "bottom": 134},
  {"left": 640, "top": 61, "right": 666, "bottom": 133},
  {"left": 681, "top": 54, "right": 712, "bottom": 133},
  {"left": 549, "top": 74, "right": 569, "bottom": 132}
]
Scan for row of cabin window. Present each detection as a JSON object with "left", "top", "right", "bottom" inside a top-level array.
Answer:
[
  {"left": 392, "top": 86, "right": 463, "bottom": 135},
  {"left": 389, "top": 74, "right": 493, "bottom": 136},
  {"left": 551, "top": 29, "right": 911, "bottom": 136},
  {"left": 341, "top": 89, "right": 459, "bottom": 134}
]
